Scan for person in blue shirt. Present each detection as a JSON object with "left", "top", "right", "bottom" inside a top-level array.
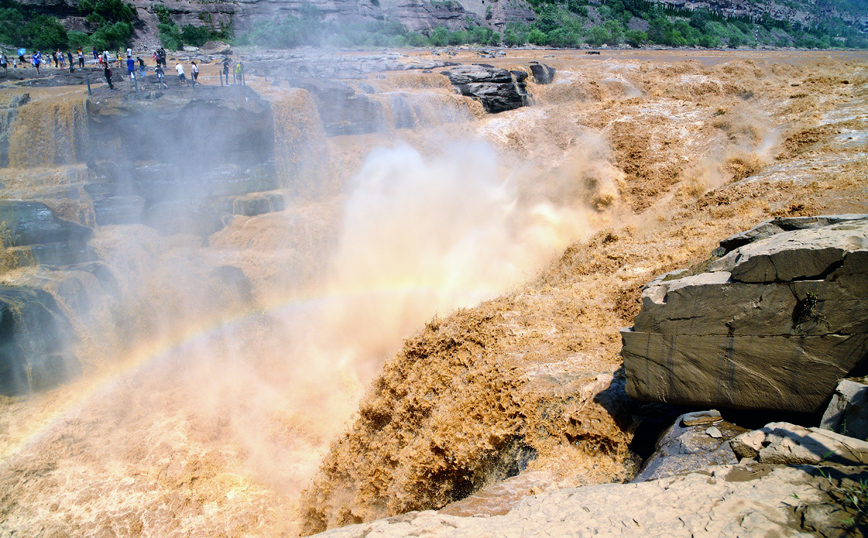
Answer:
[
  {"left": 126, "top": 56, "right": 135, "bottom": 81},
  {"left": 32, "top": 51, "right": 41, "bottom": 74}
]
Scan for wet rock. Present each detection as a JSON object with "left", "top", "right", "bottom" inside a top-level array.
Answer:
[
  {"left": 211, "top": 265, "right": 253, "bottom": 303},
  {"left": 622, "top": 215, "right": 868, "bottom": 414},
  {"left": 0, "top": 201, "right": 93, "bottom": 267},
  {"left": 442, "top": 64, "right": 531, "bottom": 113},
  {"left": 287, "top": 79, "right": 385, "bottom": 136},
  {"left": 631, "top": 410, "right": 745, "bottom": 483},
  {"left": 200, "top": 41, "right": 232, "bottom": 55},
  {"left": 0, "top": 285, "right": 79, "bottom": 396},
  {"left": 0, "top": 93, "right": 30, "bottom": 167},
  {"left": 228, "top": 191, "right": 285, "bottom": 217},
  {"left": 84, "top": 183, "right": 146, "bottom": 225},
  {"left": 731, "top": 422, "right": 868, "bottom": 466},
  {"left": 820, "top": 378, "right": 868, "bottom": 440},
  {"left": 529, "top": 62, "right": 556, "bottom": 84}
]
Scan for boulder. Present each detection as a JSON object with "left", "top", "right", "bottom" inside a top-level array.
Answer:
[
  {"left": 0, "top": 201, "right": 94, "bottom": 267},
  {"left": 287, "top": 79, "right": 386, "bottom": 136},
  {"left": 528, "top": 62, "right": 556, "bottom": 84},
  {"left": 442, "top": 64, "right": 531, "bottom": 113},
  {"left": 820, "top": 378, "right": 868, "bottom": 440},
  {"left": 0, "top": 285, "right": 79, "bottom": 395},
  {"left": 200, "top": 41, "right": 232, "bottom": 55},
  {"left": 730, "top": 422, "right": 868, "bottom": 466},
  {"left": 631, "top": 410, "right": 746, "bottom": 483},
  {"left": 622, "top": 215, "right": 868, "bottom": 414}
]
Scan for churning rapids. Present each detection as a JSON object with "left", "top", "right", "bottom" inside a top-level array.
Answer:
[{"left": 0, "top": 48, "right": 867, "bottom": 537}]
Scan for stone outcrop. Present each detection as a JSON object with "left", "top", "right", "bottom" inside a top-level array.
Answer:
[
  {"left": 731, "top": 422, "right": 868, "bottom": 466},
  {"left": 631, "top": 410, "right": 746, "bottom": 483},
  {"left": 308, "top": 461, "right": 868, "bottom": 538},
  {"left": 528, "top": 62, "right": 555, "bottom": 84},
  {"left": 442, "top": 64, "right": 531, "bottom": 113},
  {"left": 622, "top": 215, "right": 868, "bottom": 414},
  {"left": 0, "top": 201, "right": 94, "bottom": 268},
  {"left": 821, "top": 378, "right": 868, "bottom": 440},
  {"left": 0, "top": 285, "right": 80, "bottom": 396}
]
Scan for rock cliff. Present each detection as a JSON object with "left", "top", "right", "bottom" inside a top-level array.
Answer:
[{"left": 621, "top": 215, "right": 868, "bottom": 415}]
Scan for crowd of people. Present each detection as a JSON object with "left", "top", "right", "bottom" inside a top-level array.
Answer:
[{"left": 1, "top": 45, "right": 248, "bottom": 92}]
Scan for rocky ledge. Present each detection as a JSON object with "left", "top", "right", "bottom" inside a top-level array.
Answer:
[{"left": 621, "top": 214, "right": 868, "bottom": 415}]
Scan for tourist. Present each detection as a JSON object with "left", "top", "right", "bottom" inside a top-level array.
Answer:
[
  {"left": 190, "top": 61, "right": 198, "bottom": 86},
  {"left": 126, "top": 47, "right": 132, "bottom": 59},
  {"left": 77, "top": 48, "right": 84, "bottom": 69},
  {"left": 18, "top": 53, "right": 25, "bottom": 67},
  {"left": 33, "top": 51, "right": 41, "bottom": 74},
  {"left": 116, "top": 50, "right": 123, "bottom": 68},
  {"left": 126, "top": 56, "right": 135, "bottom": 81},
  {"left": 67, "top": 51, "right": 74, "bottom": 73},
  {"left": 0, "top": 53, "right": 7, "bottom": 75},
  {"left": 234, "top": 60, "right": 243, "bottom": 85},
  {"left": 53, "top": 49, "right": 59, "bottom": 68},
  {"left": 137, "top": 57, "right": 145, "bottom": 77},
  {"left": 92, "top": 48, "right": 98, "bottom": 62},
  {"left": 222, "top": 57, "right": 230, "bottom": 85},
  {"left": 155, "top": 64, "right": 167, "bottom": 89},
  {"left": 104, "top": 64, "right": 114, "bottom": 90},
  {"left": 58, "top": 50, "right": 65, "bottom": 70},
  {"left": 175, "top": 62, "right": 187, "bottom": 86}
]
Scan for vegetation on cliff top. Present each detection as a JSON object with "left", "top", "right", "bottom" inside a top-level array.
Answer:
[
  {"left": 234, "top": 0, "right": 868, "bottom": 50},
  {"left": 0, "top": 0, "right": 866, "bottom": 51}
]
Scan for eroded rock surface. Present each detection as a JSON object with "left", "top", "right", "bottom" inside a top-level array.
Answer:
[
  {"left": 631, "top": 410, "right": 746, "bottom": 483},
  {"left": 442, "top": 64, "right": 531, "bottom": 113},
  {"left": 622, "top": 215, "right": 868, "bottom": 414},
  {"left": 309, "top": 463, "right": 867, "bottom": 538}
]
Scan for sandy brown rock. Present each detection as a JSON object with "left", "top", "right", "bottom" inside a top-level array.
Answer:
[
  {"left": 623, "top": 216, "right": 868, "bottom": 414},
  {"left": 309, "top": 463, "right": 867, "bottom": 538}
]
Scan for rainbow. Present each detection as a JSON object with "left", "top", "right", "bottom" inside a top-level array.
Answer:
[{"left": 0, "top": 281, "right": 500, "bottom": 463}]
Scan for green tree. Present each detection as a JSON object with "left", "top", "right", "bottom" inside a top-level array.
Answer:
[
  {"left": 624, "top": 29, "right": 647, "bottom": 47},
  {"left": 23, "top": 14, "right": 68, "bottom": 50}
]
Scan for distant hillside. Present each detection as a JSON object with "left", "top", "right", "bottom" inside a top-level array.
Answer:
[{"left": 1, "top": 0, "right": 866, "bottom": 52}]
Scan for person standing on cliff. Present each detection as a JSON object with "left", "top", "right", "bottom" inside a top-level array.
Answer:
[
  {"left": 126, "top": 56, "right": 135, "bottom": 82},
  {"left": 104, "top": 64, "right": 114, "bottom": 90},
  {"left": 77, "top": 48, "right": 84, "bottom": 69},
  {"left": 155, "top": 64, "right": 167, "bottom": 89},
  {"left": 137, "top": 57, "right": 145, "bottom": 78},
  {"left": 222, "top": 57, "right": 230, "bottom": 85},
  {"left": 67, "top": 51, "right": 74, "bottom": 73},
  {"left": 32, "top": 51, "right": 41, "bottom": 74},
  {"left": 175, "top": 62, "right": 187, "bottom": 87},
  {"left": 190, "top": 61, "right": 199, "bottom": 86},
  {"left": 0, "top": 53, "right": 7, "bottom": 75}
]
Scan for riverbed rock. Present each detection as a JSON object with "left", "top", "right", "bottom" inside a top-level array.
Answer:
[
  {"left": 731, "top": 422, "right": 868, "bottom": 466},
  {"left": 0, "top": 285, "right": 79, "bottom": 396},
  {"left": 309, "top": 463, "right": 868, "bottom": 538},
  {"left": 622, "top": 215, "right": 868, "bottom": 414},
  {"left": 0, "top": 201, "right": 94, "bottom": 267},
  {"left": 442, "top": 64, "right": 531, "bottom": 113},
  {"left": 820, "top": 378, "right": 868, "bottom": 440},
  {"left": 528, "top": 62, "right": 555, "bottom": 84},
  {"left": 631, "top": 410, "right": 746, "bottom": 483}
]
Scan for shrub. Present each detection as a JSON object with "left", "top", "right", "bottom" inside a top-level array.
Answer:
[
  {"left": 624, "top": 29, "right": 647, "bottom": 47},
  {"left": 527, "top": 28, "right": 548, "bottom": 45},
  {"left": 547, "top": 27, "right": 579, "bottom": 48}
]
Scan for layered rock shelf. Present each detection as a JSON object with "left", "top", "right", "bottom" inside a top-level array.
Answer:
[{"left": 622, "top": 215, "right": 868, "bottom": 414}]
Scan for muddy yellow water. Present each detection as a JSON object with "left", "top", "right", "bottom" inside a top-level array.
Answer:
[{"left": 1, "top": 49, "right": 867, "bottom": 537}]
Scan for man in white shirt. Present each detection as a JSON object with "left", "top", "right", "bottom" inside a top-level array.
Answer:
[{"left": 175, "top": 62, "right": 187, "bottom": 86}]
